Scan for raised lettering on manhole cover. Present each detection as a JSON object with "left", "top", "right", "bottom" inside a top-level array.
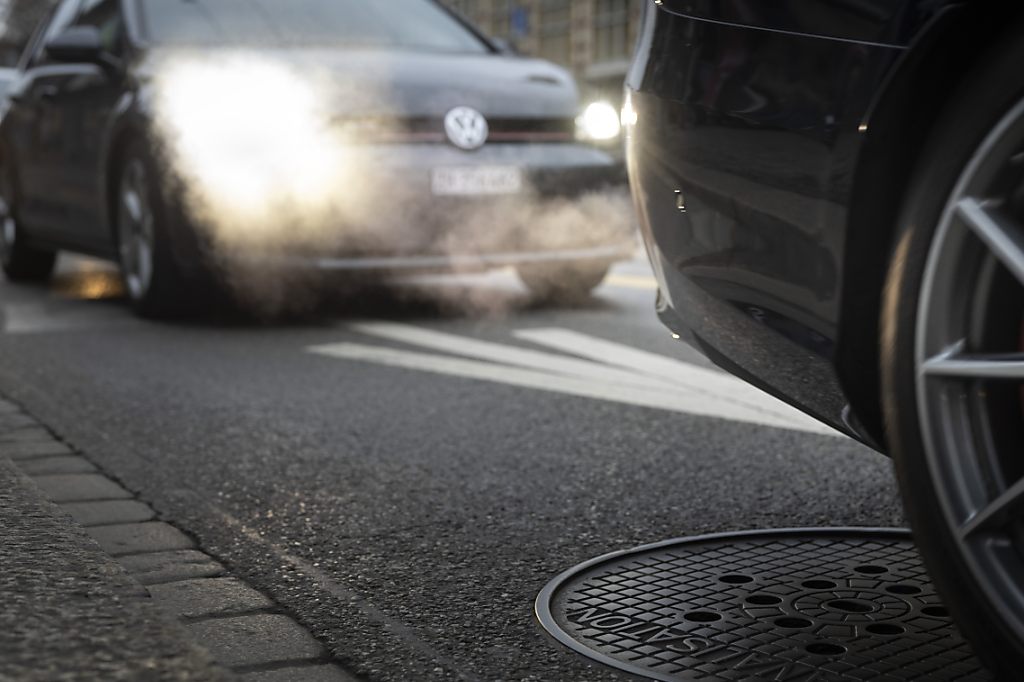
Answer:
[{"left": 536, "top": 528, "right": 989, "bottom": 681}]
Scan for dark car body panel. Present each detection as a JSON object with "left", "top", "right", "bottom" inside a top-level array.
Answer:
[
  {"left": 651, "top": 0, "right": 950, "bottom": 47},
  {"left": 626, "top": 0, "right": 988, "bottom": 445},
  {"left": 133, "top": 49, "right": 581, "bottom": 121}
]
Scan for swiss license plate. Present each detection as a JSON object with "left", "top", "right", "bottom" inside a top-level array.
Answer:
[{"left": 431, "top": 166, "right": 523, "bottom": 196}]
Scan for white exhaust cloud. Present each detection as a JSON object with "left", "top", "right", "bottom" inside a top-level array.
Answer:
[{"left": 148, "top": 53, "right": 635, "bottom": 316}]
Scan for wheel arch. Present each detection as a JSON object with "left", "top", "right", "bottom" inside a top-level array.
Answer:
[{"left": 836, "top": 1, "right": 1024, "bottom": 448}]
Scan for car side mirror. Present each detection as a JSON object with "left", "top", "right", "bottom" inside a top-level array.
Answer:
[{"left": 45, "top": 26, "right": 104, "bottom": 64}]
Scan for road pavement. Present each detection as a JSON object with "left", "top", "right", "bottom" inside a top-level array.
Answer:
[{"left": 0, "top": 254, "right": 905, "bottom": 681}]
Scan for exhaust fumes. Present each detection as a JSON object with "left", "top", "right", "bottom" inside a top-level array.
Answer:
[
  {"left": 151, "top": 55, "right": 356, "bottom": 247},
  {"left": 147, "top": 53, "right": 634, "bottom": 317}
]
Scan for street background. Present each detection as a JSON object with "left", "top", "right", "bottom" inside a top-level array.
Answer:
[{"left": 0, "top": 254, "right": 905, "bottom": 680}]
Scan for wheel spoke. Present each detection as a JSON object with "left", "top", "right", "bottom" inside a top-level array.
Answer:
[
  {"left": 923, "top": 351, "right": 1024, "bottom": 380},
  {"left": 117, "top": 159, "right": 157, "bottom": 299},
  {"left": 956, "top": 197, "right": 1024, "bottom": 287},
  {"left": 961, "top": 476, "right": 1024, "bottom": 539},
  {"left": 122, "top": 189, "right": 142, "bottom": 224}
]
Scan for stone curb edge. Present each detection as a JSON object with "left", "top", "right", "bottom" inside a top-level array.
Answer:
[{"left": 0, "top": 397, "right": 360, "bottom": 682}]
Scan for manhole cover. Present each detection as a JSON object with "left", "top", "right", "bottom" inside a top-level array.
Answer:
[{"left": 536, "top": 528, "right": 989, "bottom": 681}]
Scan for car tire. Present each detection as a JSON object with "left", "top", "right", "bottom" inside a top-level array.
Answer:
[
  {"left": 114, "top": 140, "right": 198, "bottom": 318},
  {"left": 0, "top": 178, "right": 56, "bottom": 283},
  {"left": 517, "top": 261, "right": 610, "bottom": 302},
  {"left": 881, "top": 26, "right": 1024, "bottom": 679}
]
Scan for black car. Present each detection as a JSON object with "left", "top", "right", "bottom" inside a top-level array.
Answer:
[
  {"left": 627, "top": 0, "right": 1024, "bottom": 675},
  {"left": 0, "top": 0, "right": 633, "bottom": 316}
]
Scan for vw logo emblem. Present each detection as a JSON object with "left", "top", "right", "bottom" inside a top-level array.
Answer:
[{"left": 444, "top": 106, "right": 489, "bottom": 150}]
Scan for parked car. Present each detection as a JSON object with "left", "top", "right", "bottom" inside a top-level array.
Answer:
[
  {"left": 626, "top": 0, "right": 1024, "bottom": 675},
  {"left": 0, "top": 0, "right": 632, "bottom": 316}
]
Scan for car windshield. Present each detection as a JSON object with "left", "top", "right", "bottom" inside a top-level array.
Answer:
[{"left": 137, "top": 0, "right": 491, "bottom": 53}]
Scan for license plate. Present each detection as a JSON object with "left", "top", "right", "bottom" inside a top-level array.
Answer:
[{"left": 431, "top": 166, "right": 523, "bottom": 196}]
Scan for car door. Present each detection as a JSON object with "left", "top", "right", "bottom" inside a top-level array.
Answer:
[
  {"left": 5, "top": 0, "right": 83, "bottom": 240},
  {"left": 55, "top": 0, "right": 130, "bottom": 252}
]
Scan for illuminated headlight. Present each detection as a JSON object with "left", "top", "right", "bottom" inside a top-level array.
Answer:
[
  {"left": 577, "top": 101, "right": 622, "bottom": 142},
  {"left": 152, "top": 56, "right": 347, "bottom": 221}
]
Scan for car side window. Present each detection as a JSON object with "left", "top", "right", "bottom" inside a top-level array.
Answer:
[
  {"left": 75, "top": 0, "right": 126, "bottom": 56},
  {"left": 22, "top": 0, "right": 84, "bottom": 69}
]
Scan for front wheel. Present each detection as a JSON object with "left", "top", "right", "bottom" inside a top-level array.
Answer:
[
  {"left": 115, "top": 141, "right": 195, "bottom": 318},
  {"left": 882, "top": 30, "right": 1024, "bottom": 678},
  {"left": 517, "top": 261, "right": 610, "bottom": 302}
]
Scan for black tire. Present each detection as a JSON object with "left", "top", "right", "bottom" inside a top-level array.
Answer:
[
  {"left": 0, "top": 172, "right": 56, "bottom": 283},
  {"left": 517, "top": 261, "right": 610, "bottom": 302},
  {"left": 114, "top": 140, "right": 198, "bottom": 318},
  {"left": 881, "top": 27, "right": 1024, "bottom": 679}
]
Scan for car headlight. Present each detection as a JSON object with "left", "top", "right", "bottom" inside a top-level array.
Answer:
[{"left": 577, "top": 101, "right": 622, "bottom": 142}]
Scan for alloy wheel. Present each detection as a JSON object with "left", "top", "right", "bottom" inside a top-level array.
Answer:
[
  {"left": 118, "top": 158, "right": 156, "bottom": 301},
  {"left": 915, "top": 96, "right": 1024, "bottom": 639}
]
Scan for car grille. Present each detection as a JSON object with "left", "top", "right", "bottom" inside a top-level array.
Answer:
[{"left": 333, "top": 115, "right": 574, "bottom": 144}]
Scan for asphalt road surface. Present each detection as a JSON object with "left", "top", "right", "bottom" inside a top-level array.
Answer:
[{"left": 0, "top": 253, "right": 905, "bottom": 681}]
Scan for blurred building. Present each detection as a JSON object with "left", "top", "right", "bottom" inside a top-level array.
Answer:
[
  {"left": 0, "top": 1, "right": 643, "bottom": 98},
  {"left": 442, "top": 0, "right": 642, "bottom": 102}
]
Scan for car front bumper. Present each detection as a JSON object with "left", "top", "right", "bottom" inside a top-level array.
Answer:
[
  {"left": 197, "top": 141, "right": 632, "bottom": 272},
  {"left": 258, "top": 243, "right": 634, "bottom": 273}
]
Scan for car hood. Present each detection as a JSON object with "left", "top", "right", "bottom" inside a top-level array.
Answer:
[{"left": 138, "top": 48, "right": 580, "bottom": 120}]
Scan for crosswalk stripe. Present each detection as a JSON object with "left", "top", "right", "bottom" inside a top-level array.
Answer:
[
  {"left": 312, "top": 323, "right": 838, "bottom": 436},
  {"left": 307, "top": 342, "right": 829, "bottom": 433},
  {"left": 3, "top": 304, "right": 53, "bottom": 334},
  {"left": 2, "top": 303, "right": 134, "bottom": 334},
  {"left": 603, "top": 274, "right": 658, "bottom": 290},
  {"left": 351, "top": 321, "right": 689, "bottom": 393},
  {"left": 514, "top": 327, "right": 829, "bottom": 433}
]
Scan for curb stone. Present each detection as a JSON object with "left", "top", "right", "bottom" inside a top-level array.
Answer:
[
  {"left": 0, "top": 395, "right": 360, "bottom": 682},
  {"left": 16, "top": 455, "right": 99, "bottom": 475},
  {"left": 0, "top": 456, "right": 232, "bottom": 681}
]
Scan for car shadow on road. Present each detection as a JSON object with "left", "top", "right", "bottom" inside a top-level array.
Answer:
[
  {"left": 39, "top": 264, "right": 621, "bottom": 329},
  {"left": 201, "top": 279, "right": 621, "bottom": 327}
]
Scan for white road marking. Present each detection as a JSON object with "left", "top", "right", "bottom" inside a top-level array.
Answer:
[
  {"left": 308, "top": 341, "right": 828, "bottom": 433},
  {"left": 515, "top": 328, "right": 828, "bottom": 433},
  {"left": 2, "top": 303, "right": 135, "bottom": 335},
  {"left": 309, "top": 323, "right": 838, "bottom": 436},
  {"left": 602, "top": 273, "right": 658, "bottom": 290},
  {"left": 351, "top": 321, "right": 687, "bottom": 393}
]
